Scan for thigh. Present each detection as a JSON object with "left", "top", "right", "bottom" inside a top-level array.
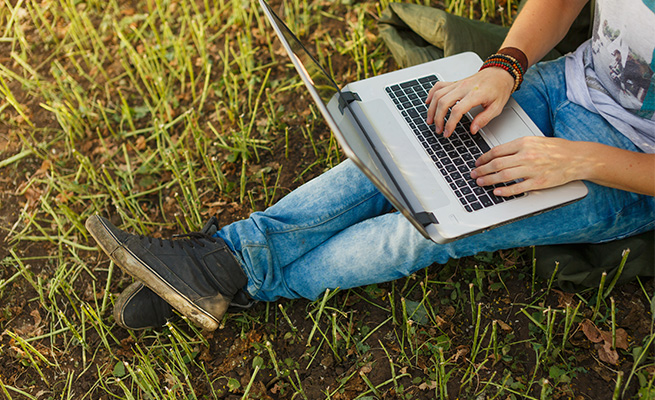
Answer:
[{"left": 511, "top": 57, "right": 569, "bottom": 137}]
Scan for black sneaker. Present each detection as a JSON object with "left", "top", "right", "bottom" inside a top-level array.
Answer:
[
  {"left": 87, "top": 215, "right": 248, "bottom": 331},
  {"left": 114, "top": 281, "right": 174, "bottom": 330},
  {"left": 114, "top": 281, "right": 257, "bottom": 330}
]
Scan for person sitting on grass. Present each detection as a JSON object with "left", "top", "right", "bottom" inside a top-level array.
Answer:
[{"left": 87, "top": 0, "right": 654, "bottom": 331}]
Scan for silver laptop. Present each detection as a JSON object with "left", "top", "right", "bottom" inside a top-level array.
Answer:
[{"left": 260, "top": 0, "right": 588, "bottom": 244}]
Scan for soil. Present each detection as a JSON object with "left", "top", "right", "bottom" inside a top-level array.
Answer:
[{"left": 0, "top": 1, "right": 653, "bottom": 399}]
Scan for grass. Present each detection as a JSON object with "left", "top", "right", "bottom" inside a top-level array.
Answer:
[{"left": 0, "top": 0, "right": 653, "bottom": 399}]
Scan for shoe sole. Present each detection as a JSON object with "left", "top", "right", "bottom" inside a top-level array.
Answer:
[{"left": 86, "top": 215, "right": 219, "bottom": 331}]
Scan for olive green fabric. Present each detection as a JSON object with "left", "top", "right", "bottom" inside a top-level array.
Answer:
[
  {"left": 378, "top": 2, "right": 594, "bottom": 68},
  {"left": 535, "top": 231, "right": 654, "bottom": 292}
]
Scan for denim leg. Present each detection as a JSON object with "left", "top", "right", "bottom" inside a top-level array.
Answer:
[
  {"left": 216, "top": 160, "right": 394, "bottom": 301},
  {"left": 281, "top": 175, "right": 653, "bottom": 300}
]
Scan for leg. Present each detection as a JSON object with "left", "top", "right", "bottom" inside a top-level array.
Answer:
[
  {"left": 277, "top": 178, "right": 653, "bottom": 301},
  {"left": 217, "top": 160, "right": 394, "bottom": 300}
]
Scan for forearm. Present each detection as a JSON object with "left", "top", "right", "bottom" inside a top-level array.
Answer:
[
  {"left": 501, "top": 0, "right": 589, "bottom": 66},
  {"left": 472, "top": 137, "right": 655, "bottom": 197},
  {"left": 571, "top": 142, "right": 655, "bottom": 196}
]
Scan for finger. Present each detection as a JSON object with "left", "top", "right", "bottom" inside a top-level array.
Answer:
[
  {"left": 443, "top": 101, "right": 467, "bottom": 137},
  {"left": 469, "top": 101, "right": 505, "bottom": 134},
  {"left": 474, "top": 140, "right": 523, "bottom": 167},
  {"left": 430, "top": 89, "right": 463, "bottom": 134},
  {"left": 427, "top": 85, "right": 457, "bottom": 129},
  {"left": 425, "top": 81, "right": 453, "bottom": 108},
  {"left": 492, "top": 179, "right": 533, "bottom": 197},
  {"left": 472, "top": 154, "right": 517, "bottom": 178},
  {"left": 442, "top": 94, "right": 489, "bottom": 137},
  {"left": 426, "top": 83, "right": 457, "bottom": 125},
  {"left": 474, "top": 165, "right": 527, "bottom": 187},
  {"left": 427, "top": 81, "right": 453, "bottom": 98}
]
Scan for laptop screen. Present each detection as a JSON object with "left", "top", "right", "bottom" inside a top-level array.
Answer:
[
  {"left": 259, "top": 0, "right": 433, "bottom": 239},
  {"left": 259, "top": 2, "right": 341, "bottom": 101}
]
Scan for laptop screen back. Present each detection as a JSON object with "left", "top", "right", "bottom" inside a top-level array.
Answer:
[{"left": 259, "top": 0, "right": 432, "bottom": 238}]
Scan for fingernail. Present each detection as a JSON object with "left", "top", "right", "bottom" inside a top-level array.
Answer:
[{"left": 470, "top": 170, "right": 477, "bottom": 179}]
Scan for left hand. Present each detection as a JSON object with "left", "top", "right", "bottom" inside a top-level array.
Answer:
[
  {"left": 471, "top": 136, "right": 582, "bottom": 196},
  {"left": 425, "top": 68, "right": 514, "bottom": 137}
]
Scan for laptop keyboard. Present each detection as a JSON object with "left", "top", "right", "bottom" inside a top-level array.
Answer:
[{"left": 385, "top": 75, "right": 523, "bottom": 213}]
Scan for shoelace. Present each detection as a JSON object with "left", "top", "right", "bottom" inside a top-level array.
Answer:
[{"left": 140, "top": 231, "right": 218, "bottom": 248}]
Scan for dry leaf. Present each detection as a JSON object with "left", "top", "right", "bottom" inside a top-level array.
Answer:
[
  {"left": 12, "top": 309, "right": 44, "bottom": 338},
  {"left": 55, "top": 191, "right": 73, "bottom": 204},
  {"left": 453, "top": 346, "right": 469, "bottom": 362},
  {"left": 580, "top": 319, "right": 628, "bottom": 365},
  {"left": 270, "top": 382, "right": 283, "bottom": 394},
  {"left": 598, "top": 341, "right": 619, "bottom": 365},
  {"left": 496, "top": 320, "right": 513, "bottom": 332},
  {"left": 442, "top": 305, "right": 456, "bottom": 318},
  {"left": 135, "top": 136, "right": 147, "bottom": 150},
  {"left": 614, "top": 328, "right": 629, "bottom": 350},
  {"left": 359, "top": 363, "right": 372, "bottom": 375},
  {"left": 30, "top": 309, "right": 42, "bottom": 327},
  {"left": 35, "top": 159, "right": 52, "bottom": 177},
  {"left": 580, "top": 319, "right": 603, "bottom": 343},
  {"left": 418, "top": 381, "right": 437, "bottom": 390},
  {"left": 553, "top": 289, "right": 575, "bottom": 308}
]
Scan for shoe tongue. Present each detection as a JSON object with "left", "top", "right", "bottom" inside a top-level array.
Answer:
[{"left": 200, "top": 216, "right": 219, "bottom": 236}]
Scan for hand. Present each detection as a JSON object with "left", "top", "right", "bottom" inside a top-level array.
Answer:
[
  {"left": 471, "top": 136, "right": 582, "bottom": 196},
  {"left": 425, "top": 67, "right": 514, "bottom": 137}
]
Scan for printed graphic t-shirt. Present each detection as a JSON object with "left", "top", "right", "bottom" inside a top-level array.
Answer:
[{"left": 565, "top": 0, "right": 655, "bottom": 153}]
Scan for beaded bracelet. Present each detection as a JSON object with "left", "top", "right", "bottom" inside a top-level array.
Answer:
[
  {"left": 498, "top": 47, "right": 528, "bottom": 73},
  {"left": 479, "top": 47, "right": 529, "bottom": 93}
]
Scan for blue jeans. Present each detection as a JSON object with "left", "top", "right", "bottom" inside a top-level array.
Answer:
[{"left": 216, "top": 57, "right": 655, "bottom": 302}]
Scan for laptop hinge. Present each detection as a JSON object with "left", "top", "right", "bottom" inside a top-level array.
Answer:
[
  {"left": 338, "top": 91, "right": 361, "bottom": 114},
  {"left": 415, "top": 212, "right": 438, "bottom": 227}
]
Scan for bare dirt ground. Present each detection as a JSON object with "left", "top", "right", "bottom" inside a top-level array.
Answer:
[{"left": 0, "top": 1, "right": 653, "bottom": 399}]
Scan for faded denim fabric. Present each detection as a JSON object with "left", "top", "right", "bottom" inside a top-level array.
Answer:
[{"left": 217, "top": 57, "right": 655, "bottom": 302}]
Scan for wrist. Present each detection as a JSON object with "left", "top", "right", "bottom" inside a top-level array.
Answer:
[
  {"left": 478, "top": 65, "right": 517, "bottom": 94},
  {"left": 498, "top": 47, "right": 529, "bottom": 72},
  {"left": 568, "top": 141, "right": 603, "bottom": 182},
  {"left": 479, "top": 51, "right": 526, "bottom": 92}
]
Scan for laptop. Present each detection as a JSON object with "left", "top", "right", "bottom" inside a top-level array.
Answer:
[{"left": 259, "top": 0, "right": 588, "bottom": 243}]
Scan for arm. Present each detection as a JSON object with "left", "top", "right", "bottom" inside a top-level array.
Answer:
[
  {"left": 500, "top": 0, "right": 589, "bottom": 69},
  {"left": 471, "top": 137, "right": 655, "bottom": 197},
  {"left": 426, "top": 0, "right": 589, "bottom": 136}
]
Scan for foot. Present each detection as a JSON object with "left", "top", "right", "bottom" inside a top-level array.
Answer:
[
  {"left": 114, "top": 281, "right": 174, "bottom": 330},
  {"left": 114, "top": 281, "right": 257, "bottom": 330},
  {"left": 87, "top": 215, "right": 248, "bottom": 331}
]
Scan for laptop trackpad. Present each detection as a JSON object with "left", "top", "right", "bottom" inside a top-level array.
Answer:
[{"left": 483, "top": 107, "right": 538, "bottom": 144}]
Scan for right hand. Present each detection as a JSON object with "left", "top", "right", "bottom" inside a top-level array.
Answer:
[{"left": 425, "top": 67, "right": 515, "bottom": 137}]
